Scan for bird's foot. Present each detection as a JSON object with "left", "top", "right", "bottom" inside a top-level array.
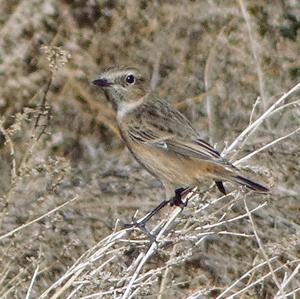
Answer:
[
  {"left": 124, "top": 199, "right": 169, "bottom": 229},
  {"left": 169, "top": 187, "right": 190, "bottom": 208}
]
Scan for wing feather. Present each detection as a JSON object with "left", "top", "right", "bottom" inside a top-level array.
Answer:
[
  {"left": 125, "top": 96, "right": 224, "bottom": 162},
  {"left": 127, "top": 120, "right": 222, "bottom": 162}
]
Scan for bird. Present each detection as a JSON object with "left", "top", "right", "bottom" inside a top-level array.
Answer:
[{"left": 92, "top": 66, "right": 268, "bottom": 221}]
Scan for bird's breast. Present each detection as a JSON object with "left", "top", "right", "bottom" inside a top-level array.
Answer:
[{"left": 118, "top": 126, "right": 214, "bottom": 187}]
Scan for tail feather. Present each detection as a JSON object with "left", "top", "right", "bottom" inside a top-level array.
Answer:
[{"left": 233, "top": 175, "right": 269, "bottom": 192}]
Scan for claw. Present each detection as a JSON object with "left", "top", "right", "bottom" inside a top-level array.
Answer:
[{"left": 169, "top": 187, "right": 191, "bottom": 207}]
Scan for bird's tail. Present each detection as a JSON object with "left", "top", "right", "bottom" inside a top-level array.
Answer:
[{"left": 231, "top": 175, "right": 269, "bottom": 192}]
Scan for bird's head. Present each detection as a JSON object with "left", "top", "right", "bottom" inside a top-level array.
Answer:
[{"left": 92, "top": 67, "right": 148, "bottom": 111}]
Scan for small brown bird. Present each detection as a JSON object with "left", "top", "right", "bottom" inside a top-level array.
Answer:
[{"left": 92, "top": 66, "right": 268, "bottom": 215}]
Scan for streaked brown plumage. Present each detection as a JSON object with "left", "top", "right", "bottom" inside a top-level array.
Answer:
[{"left": 92, "top": 66, "right": 268, "bottom": 201}]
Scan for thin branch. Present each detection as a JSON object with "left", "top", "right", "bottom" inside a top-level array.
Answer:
[
  {"left": 176, "top": 87, "right": 216, "bottom": 109},
  {"left": 238, "top": 0, "right": 267, "bottom": 108},
  {"left": 275, "top": 263, "right": 300, "bottom": 298},
  {"left": 222, "top": 82, "right": 300, "bottom": 156},
  {"left": 0, "top": 196, "right": 78, "bottom": 241},
  {"left": 249, "top": 96, "right": 261, "bottom": 125},
  {"left": 0, "top": 261, "right": 11, "bottom": 287},
  {"left": 49, "top": 268, "right": 85, "bottom": 299},
  {"left": 157, "top": 215, "right": 194, "bottom": 299},
  {"left": 225, "top": 260, "right": 299, "bottom": 299},
  {"left": 270, "top": 99, "right": 300, "bottom": 116},
  {"left": 234, "top": 126, "right": 300, "bottom": 165},
  {"left": 198, "top": 202, "right": 267, "bottom": 230},
  {"left": 34, "top": 73, "right": 53, "bottom": 131},
  {"left": 204, "top": 26, "right": 227, "bottom": 144},
  {"left": 150, "top": 51, "right": 161, "bottom": 90},
  {"left": 277, "top": 287, "right": 300, "bottom": 299},
  {"left": 25, "top": 265, "right": 39, "bottom": 299},
  {"left": 38, "top": 229, "right": 128, "bottom": 299},
  {"left": 121, "top": 190, "right": 197, "bottom": 299},
  {"left": 215, "top": 256, "right": 278, "bottom": 299},
  {"left": 121, "top": 210, "right": 181, "bottom": 299},
  {"left": 243, "top": 199, "right": 286, "bottom": 298},
  {"left": 0, "top": 121, "right": 17, "bottom": 184}
]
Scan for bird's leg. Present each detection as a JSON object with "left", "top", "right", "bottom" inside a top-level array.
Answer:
[
  {"left": 169, "top": 187, "right": 186, "bottom": 207},
  {"left": 123, "top": 199, "right": 169, "bottom": 229},
  {"left": 215, "top": 180, "right": 226, "bottom": 195},
  {"left": 169, "top": 187, "right": 193, "bottom": 207},
  {"left": 123, "top": 186, "right": 193, "bottom": 234}
]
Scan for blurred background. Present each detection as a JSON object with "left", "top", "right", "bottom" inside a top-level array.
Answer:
[{"left": 0, "top": 0, "right": 299, "bottom": 298}]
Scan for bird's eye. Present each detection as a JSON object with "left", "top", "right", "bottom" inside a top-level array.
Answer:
[{"left": 125, "top": 74, "right": 135, "bottom": 85}]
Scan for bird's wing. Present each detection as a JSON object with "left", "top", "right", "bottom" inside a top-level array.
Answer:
[
  {"left": 166, "top": 138, "right": 222, "bottom": 160},
  {"left": 127, "top": 99, "right": 223, "bottom": 162}
]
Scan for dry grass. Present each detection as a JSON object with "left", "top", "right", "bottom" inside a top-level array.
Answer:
[{"left": 0, "top": 1, "right": 299, "bottom": 298}]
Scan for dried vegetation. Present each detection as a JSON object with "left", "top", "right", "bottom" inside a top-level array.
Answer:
[{"left": 0, "top": 1, "right": 299, "bottom": 298}]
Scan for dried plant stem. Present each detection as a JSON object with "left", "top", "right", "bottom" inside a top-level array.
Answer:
[
  {"left": 50, "top": 268, "right": 85, "bottom": 299},
  {"left": 157, "top": 252, "right": 172, "bottom": 299},
  {"left": 176, "top": 87, "right": 216, "bottom": 109},
  {"left": 121, "top": 208, "right": 183, "bottom": 299},
  {"left": 198, "top": 201, "right": 267, "bottom": 230},
  {"left": 275, "top": 263, "right": 300, "bottom": 298},
  {"left": 270, "top": 99, "right": 300, "bottom": 116},
  {"left": 157, "top": 217, "right": 192, "bottom": 299},
  {"left": 223, "top": 82, "right": 300, "bottom": 156},
  {"left": 205, "top": 26, "right": 227, "bottom": 144},
  {"left": 38, "top": 229, "right": 128, "bottom": 299},
  {"left": 0, "top": 122, "right": 17, "bottom": 184},
  {"left": 25, "top": 265, "right": 39, "bottom": 299},
  {"left": 121, "top": 190, "right": 196, "bottom": 299},
  {"left": 238, "top": 0, "right": 267, "bottom": 107},
  {"left": 226, "top": 260, "right": 299, "bottom": 299},
  {"left": 0, "top": 196, "right": 78, "bottom": 241},
  {"left": 243, "top": 199, "right": 286, "bottom": 299},
  {"left": 0, "top": 122, "right": 17, "bottom": 228},
  {"left": 249, "top": 96, "right": 261, "bottom": 125},
  {"left": 150, "top": 51, "right": 161, "bottom": 90},
  {"left": 0, "top": 262, "right": 11, "bottom": 287},
  {"left": 34, "top": 72, "right": 53, "bottom": 139},
  {"left": 234, "top": 126, "right": 300, "bottom": 165},
  {"left": 277, "top": 287, "right": 300, "bottom": 298},
  {"left": 215, "top": 256, "right": 278, "bottom": 298}
]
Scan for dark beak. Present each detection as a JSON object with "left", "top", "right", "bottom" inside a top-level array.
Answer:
[{"left": 92, "top": 78, "right": 112, "bottom": 88}]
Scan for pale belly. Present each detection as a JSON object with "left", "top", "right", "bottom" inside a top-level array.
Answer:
[{"left": 127, "top": 141, "right": 219, "bottom": 188}]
